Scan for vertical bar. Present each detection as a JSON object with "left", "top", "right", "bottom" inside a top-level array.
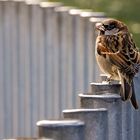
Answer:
[
  {"left": 41, "top": 2, "right": 63, "bottom": 118},
  {"left": 68, "top": 9, "right": 82, "bottom": 108},
  {"left": 45, "top": 5, "right": 59, "bottom": 119},
  {"left": 17, "top": 1, "right": 27, "bottom": 137},
  {"left": 10, "top": 0, "right": 20, "bottom": 137},
  {"left": 122, "top": 102, "right": 133, "bottom": 140},
  {"left": 40, "top": 2, "right": 62, "bottom": 119},
  {"left": 80, "top": 12, "right": 106, "bottom": 86},
  {"left": 36, "top": 3, "right": 45, "bottom": 120},
  {"left": 50, "top": 4, "right": 63, "bottom": 118},
  {"left": 0, "top": 0, "right": 5, "bottom": 138},
  {"left": 18, "top": 1, "right": 32, "bottom": 137},
  {"left": 133, "top": 73, "right": 140, "bottom": 140},
  {"left": 3, "top": 1, "right": 13, "bottom": 137},
  {"left": 54, "top": 6, "right": 73, "bottom": 116},
  {"left": 25, "top": 3, "right": 40, "bottom": 136},
  {"left": 59, "top": 9, "right": 80, "bottom": 110},
  {"left": 73, "top": 11, "right": 85, "bottom": 94},
  {"left": 89, "top": 17, "right": 106, "bottom": 82},
  {"left": 79, "top": 11, "right": 95, "bottom": 92}
]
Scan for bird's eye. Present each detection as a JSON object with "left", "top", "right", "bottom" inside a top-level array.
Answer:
[
  {"left": 103, "top": 24, "right": 116, "bottom": 30},
  {"left": 103, "top": 24, "right": 109, "bottom": 29}
]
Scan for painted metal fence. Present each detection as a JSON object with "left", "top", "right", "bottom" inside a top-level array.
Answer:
[
  {"left": 0, "top": 1, "right": 140, "bottom": 140},
  {"left": 0, "top": 0, "right": 105, "bottom": 138}
]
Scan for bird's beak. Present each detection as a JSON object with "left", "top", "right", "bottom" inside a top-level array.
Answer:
[{"left": 95, "top": 23, "right": 105, "bottom": 31}]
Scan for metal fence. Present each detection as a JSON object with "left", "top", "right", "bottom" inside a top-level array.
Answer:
[
  {"left": 0, "top": 0, "right": 106, "bottom": 138},
  {"left": 1, "top": 1, "right": 140, "bottom": 140}
]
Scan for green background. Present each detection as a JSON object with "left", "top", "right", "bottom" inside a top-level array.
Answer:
[{"left": 49, "top": 0, "right": 140, "bottom": 47}]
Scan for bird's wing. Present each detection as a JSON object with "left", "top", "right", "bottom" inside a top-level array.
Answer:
[
  {"left": 99, "top": 33, "right": 140, "bottom": 76},
  {"left": 122, "top": 33, "right": 140, "bottom": 62},
  {"left": 107, "top": 52, "right": 132, "bottom": 72}
]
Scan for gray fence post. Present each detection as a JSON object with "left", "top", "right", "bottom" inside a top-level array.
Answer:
[
  {"left": 54, "top": 6, "right": 76, "bottom": 113},
  {"left": 0, "top": 0, "right": 5, "bottom": 137},
  {"left": 98, "top": 73, "right": 139, "bottom": 140},
  {"left": 79, "top": 11, "right": 106, "bottom": 92},
  {"left": 23, "top": 2, "right": 43, "bottom": 136},
  {"left": 17, "top": 1, "right": 33, "bottom": 136},
  {"left": 40, "top": 2, "right": 63, "bottom": 119},
  {"left": 0, "top": 0, "right": 26, "bottom": 137},
  {"left": 67, "top": 8, "right": 83, "bottom": 108},
  {"left": 63, "top": 108, "right": 108, "bottom": 140},
  {"left": 3, "top": 0, "right": 16, "bottom": 137},
  {"left": 79, "top": 82, "right": 122, "bottom": 140},
  {"left": 119, "top": 72, "right": 140, "bottom": 140},
  {"left": 39, "top": 1, "right": 63, "bottom": 118},
  {"left": 37, "top": 120, "right": 85, "bottom": 140},
  {"left": 89, "top": 17, "right": 106, "bottom": 82},
  {"left": 133, "top": 72, "right": 140, "bottom": 140}
]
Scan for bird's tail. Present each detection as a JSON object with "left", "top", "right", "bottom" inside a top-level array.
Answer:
[
  {"left": 120, "top": 76, "right": 132, "bottom": 101},
  {"left": 120, "top": 76, "right": 138, "bottom": 109}
]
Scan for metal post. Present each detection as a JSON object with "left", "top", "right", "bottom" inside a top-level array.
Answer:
[
  {"left": 68, "top": 8, "right": 83, "bottom": 108},
  {"left": 130, "top": 72, "right": 140, "bottom": 140},
  {"left": 0, "top": 0, "right": 7, "bottom": 138},
  {"left": 54, "top": 6, "right": 75, "bottom": 114},
  {"left": 40, "top": 2, "right": 63, "bottom": 119},
  {"left": 89, "top": 17, "right": 106, "bottom": 81},
  {"left": 37, "top": 120, "right": 85, "bottom": 140},
  {"left": 40, "top": 1, "right": 63, "bottom": 118},
  {"left": 79, "top": 12, "right": 106, "bottom": 91},
  {"left": 79, "top": 82, "right": 122, "bottom": 140},
  {"left": 63, "top": 108, "right": 108, "bottom": 140}
]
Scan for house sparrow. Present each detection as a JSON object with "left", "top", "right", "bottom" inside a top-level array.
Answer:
[{"left": 95, "top": 18, "right": 140, "bottom": 109}]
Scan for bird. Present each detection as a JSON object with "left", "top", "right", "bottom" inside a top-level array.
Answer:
[{"left": 95, "top": 18, "right": 140, "bottom": 109}]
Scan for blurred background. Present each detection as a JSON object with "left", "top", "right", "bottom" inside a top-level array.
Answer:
[
  {"left": 0, "top": 0, "right": 140, "bottom": 139},
  {"left": 50, "top": 0, "right": 140, "bottom": 46}
]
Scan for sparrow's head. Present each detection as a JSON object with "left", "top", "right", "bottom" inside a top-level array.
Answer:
[{"left": 96, "top": 18, "right": 128, "bottom": 35}]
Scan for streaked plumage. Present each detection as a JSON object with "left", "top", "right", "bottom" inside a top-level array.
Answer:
[{"left": 95, "top": 18, "right": 140, "bottom": 109}]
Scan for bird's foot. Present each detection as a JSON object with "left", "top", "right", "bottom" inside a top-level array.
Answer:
[
  {"left": 103, "top": 76, "right": 119, "bottom": 84},
  {"left": 101, "top": 76, "right": 112, "bottom": 84}
]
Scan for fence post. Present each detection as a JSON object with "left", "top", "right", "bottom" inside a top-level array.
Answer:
[
  {"left": 79, "top": 11, "right": 106, "bottom": 92},
  {"left": 79, "top": 81, "right": 122, "bottom": 140},
  {"left": 63, "top": 108, "right": 108, "bottom": 140},
  {"left": 0, "top": 0, "right": 7, "bottom": 137},
  {"left": 54, "top": 6, "right": 79, "bottom": 113},
  {"left": 37, "top": 120, "right": 85, "bottom": 140},
  {"left": 39, "top": 3, "right": 63, "bottom": 119},
  {"left": 89, "top": 17, "right": 106, "bottom": 82},
  {"left": 133, "top": 72, "right": 140, "bottom": 140},
  {"left": 0, "top": 0, "right": 27, "bottom": 137}
]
